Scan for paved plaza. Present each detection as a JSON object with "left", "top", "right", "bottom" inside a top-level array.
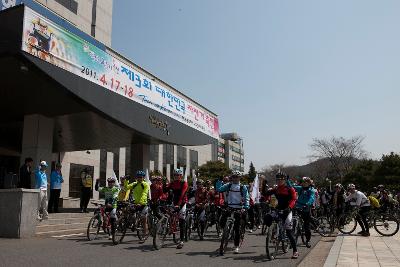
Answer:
[{"left": 324, "top": 228, "right": 400, "bottom": 267}]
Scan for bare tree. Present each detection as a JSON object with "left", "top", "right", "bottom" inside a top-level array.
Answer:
[{"left": 309, "top": 136, "right": 368, "bottom": 182}]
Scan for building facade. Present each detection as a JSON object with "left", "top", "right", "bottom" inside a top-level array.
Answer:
[
  {"left": 219, "top": 133, "right": 245, "bottom": 172},
  {"left": 0, "top": 1, "right": 228, "bottom": 207}
]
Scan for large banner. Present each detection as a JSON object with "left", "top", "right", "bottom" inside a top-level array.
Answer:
[{"left": 21, "top": 7, "right": 219, "bottom": 139}]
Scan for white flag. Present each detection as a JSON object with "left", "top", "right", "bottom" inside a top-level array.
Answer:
[
  {"left": 251, "top": 174, "right": 259, "bottom": 203},
  {"left": 183, "top": 167, "right": 189, "bottom": 182},
  {"left": 145, "top": 169, "right": 152, "bottom": 200},
  {"left": 192, "top": 172, "right": 197, "bottom": 191},
  {"left": 111, "top": 170, "right": 120, "bottom": 188}
]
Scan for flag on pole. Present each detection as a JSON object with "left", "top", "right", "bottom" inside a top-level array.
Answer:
[
  {"left": 111, "top": 170, "right": 120, "bottom": 188},
  {"left": 183, "top": 167, "right": 189, "bottom": 182},
  {"left": 192, "top": 171, "right": 198, "bottom": 191},
  {"left": 251, "top": 174, "right": 259, "bottom": 204},
  {"left": 145, "top": 169, "right": 152, "bottom": 200}
]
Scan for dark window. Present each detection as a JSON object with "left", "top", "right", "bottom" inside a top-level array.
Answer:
[
  {"left": 177, "top": 146, "right": 187, "bottom": 168},
  {"left": 163, "top": 144, "right": 174, "bottom": 165},
  {"left": 69, "top": 163, "right": 93, "bottom": 198},
  {"left": 150, "top": 145, "right": 159, "bottom": 170},
  {"left": 190, "top": 150, "right": 198, "bottom": 170},
  {"left": 55, "top": 0, "right": 78, "bottom": 14}
]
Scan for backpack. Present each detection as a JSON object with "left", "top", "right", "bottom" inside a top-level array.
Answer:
[
  {"left": 226, "top": 183, "right": 245, "bottom": 198},
  {"left": 368, "top": 196, "right": 380, "bottom": 208}
]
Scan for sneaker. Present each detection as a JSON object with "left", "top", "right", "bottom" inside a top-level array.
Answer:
[
  {"left": 257, "top": 225, "right": 261, "bottom": 229},
  {"left": 234, "top": 247, "right": 239, "bottom": 254},
  {"left": 292, "top": 251, "right": 299, "bottom": 259},
  {"left": 177, "top": 241, "right": 184, "bottom": 249},
  {"left": 108, "top": 235, "right": 112, "bottom": 240},
  {"left": 80, "top": 209, "right": 84, "bottom": 213},
  {"left": 306, "top": 241, "right": 311, "bottom": 248},
  {"left": 249, "top": 229, "right": 253, "bottom": 233},
  {"left": 199, "top": 235, "right": 204, "bottom": 241},
  {"left": 362, "top": 232, "right": 370, "bottom": 237},
  {"left": 357, "top": 231, "right": 365, "bottom": 235}
]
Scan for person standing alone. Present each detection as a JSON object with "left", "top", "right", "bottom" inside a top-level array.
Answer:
[
  {"left": 80, "top": 168, "right": 93, "bottom": 213},
  {"left": 35, "top": 161, "right": 49, "bottom": 220},
  {"left": 48, "top": 163, "right": 63, "bottom": 213}
]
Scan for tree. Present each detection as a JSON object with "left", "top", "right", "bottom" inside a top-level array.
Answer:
[
  {"left": 198, "top": 160, "right": 231, "bottom": 180},
  {"left": 309, "top": 135, "right": 368, "bottom": 182},
  {"left": 248, "top": 162, "right": 257, "bottom": 181}
]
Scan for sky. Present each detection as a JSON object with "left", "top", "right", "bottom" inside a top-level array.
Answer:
[{"left": 111, "top": 0, "right": 400, "bottom": 171}]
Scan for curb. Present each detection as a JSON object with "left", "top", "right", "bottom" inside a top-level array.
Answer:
[{"left": 323, "top": 235, "right": 343, "bottom": 267}]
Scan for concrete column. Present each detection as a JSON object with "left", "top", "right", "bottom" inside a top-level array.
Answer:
[
  {"left": 157, "top": 144, "right": 163, "bottom": 172},
  {"left": 173, "top": 145, "right": 177, "bottom": 170},
  {"left": 20, "top": 114, "right": 54, "bottom": 188},
  {"left": 130, "top": 144, "right": 150, "bottom": 172},
  {"left": 119, "top": 147, "right": 126, "bottom": 177},
  {"left": 166, "top": 164, "right": 171, "bottom": 182},
  {"left": 186, "top": 148, "right": 190, "bottom": 174}
]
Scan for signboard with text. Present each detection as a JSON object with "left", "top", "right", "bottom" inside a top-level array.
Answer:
[{"left": 21, "top": 7, "right": 219, "bottom": 139}]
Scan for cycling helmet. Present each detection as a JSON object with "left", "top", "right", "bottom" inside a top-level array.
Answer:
[
  {"left": 136, "top": 170, "right": 146, "bottom": 177},
  {"left": 335, "top": 183, "right": 343, "bottom": 189},
  {"left": 231, "top": 170, "right": 242, "bottom": 177},
  {"left": 196, "top": 179, "right": 204, "bottom": 185},
  {"left": 377, "top": 184, "right": 384, "bottom": 189},
  {"left": 275, "top": 171, "right": 286, "bottom": 180},
  {"left": 347, "top": 183, "right": 356, "bottom": 190},
  {"left": 107, "top": 177, "right": 116, "bottom": 183},
  {"left": 301, "top": 177, "right": 312, "bottom": 184},
  {"left": 173, "top": 169, "right": 183, "bottom": 176},
  {"left": 205, "top": 180, "right": 212, "bottom": 186}
]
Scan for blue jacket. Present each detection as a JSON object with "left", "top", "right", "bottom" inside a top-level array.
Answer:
[
  {"left": 50, "top": 170, "right": 64, "bottom": 189},
  {"left": 35, "top": 169, "right": 47, "bottom": 189},
  {"left": 216, "top": 180, "right": 250, "bottom": 209},
  {"left": 293, "top": 185, "right": 315, "bottom": 208}
]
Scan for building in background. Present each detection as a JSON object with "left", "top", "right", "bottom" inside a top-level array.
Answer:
[
  {"left": 0, "top": 1, "right": 221, "bottom": 208},
  {"left": 219, "top": 133, "right": 245, "bottom": 172}
]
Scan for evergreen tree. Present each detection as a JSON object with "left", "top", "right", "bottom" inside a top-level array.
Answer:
[{"left": 248, "top": 162, "right": 257, "bottom": 181}]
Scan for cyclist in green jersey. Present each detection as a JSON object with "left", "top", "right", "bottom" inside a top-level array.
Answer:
[
  {"left": 124, "top": 170, "right": 150, "bottom": 239},
  {"left": 95, "top": 177, "right": 120, "bottom": 239}
]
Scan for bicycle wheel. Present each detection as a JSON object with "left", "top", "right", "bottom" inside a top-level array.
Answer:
[
  {"left": 293, "top": 219, "right": 302, "bottom": 245},
  {"left": 374, "top": 214, "right": 400, "bottom": 237},
  {"left": 185, "top": 214, "right": 193, "bottom": 241},
  {"left": 87, "top": 215, "right": 101, "bottom": 241},
  {"left": 266, "top": 223, "right": 278, "bottom": 260},
  {"left": 219, "top": 220, "right": 233, "bottom": 255},
  {"left": 315, "top": 216, "right": 331, "bottom": 237},
  {"left": 112, "top": 217, "right": 127, "bottom": 245},
  {"left": 153, "top": 216, "right": 168, "bottom": 250},
  {"left": 338, "top": 214, "right": 357, "bottom": 234},
  {"left": 136, "top": 215, "right": 146, "bottom": 241}
]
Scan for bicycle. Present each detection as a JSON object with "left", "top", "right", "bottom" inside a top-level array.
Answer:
[
  {"left": 87, "top": 203, "right": 114, "bottom": 241},
  {"left": 292, "top": 208, "right": 305, "bottom": 246},
  {"left": 112, "top": 203, "right": 149, "bottom": 245},
  {"left": 219, "top": 208, "right": 246, "bottom": 256},
  {"left": 185, "top": 203, "right": 195, "bottom": 241},
  {"left": 265, "top": 209, "right": 290, "bottom": 260},
  {"left": 152, "top": 205, "right": 181, "bottom": 250},
  {"left": 338, "top": 207, "right": 400, "bottom": 236}
]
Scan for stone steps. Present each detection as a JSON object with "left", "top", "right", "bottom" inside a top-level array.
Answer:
[
  {"left": 35, "top": 212, "right": 93, "bottom": 237},
  {"left": 35, "top": 228, "right": 88, "bottom": 238}
]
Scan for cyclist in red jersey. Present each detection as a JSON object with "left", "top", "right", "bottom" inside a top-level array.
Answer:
[
  {"left": 150, "top": 175, "right": 167, "bottom": 219},
  {"left": 194, "top": 179, "right": 208, "bottom": 240},
  {"left": 165, "top": 168, "right": 188, "bottom": 249},
  {"left": 264, "top": 172, "right": 299, "bottom": 259}
]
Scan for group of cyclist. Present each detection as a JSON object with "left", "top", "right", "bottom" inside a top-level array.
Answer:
[{"left": 92, "top": 167, "right": 398, "bottom": 259}]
